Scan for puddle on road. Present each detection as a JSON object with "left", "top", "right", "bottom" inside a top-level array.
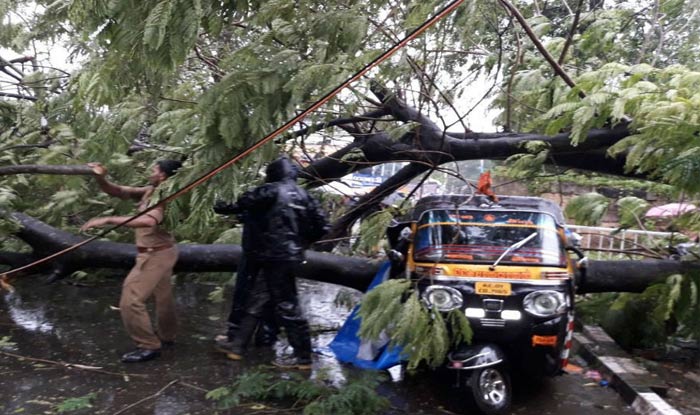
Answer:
[
  {"left": 0, "top": 276, "right": 634, "bottom": 414},
  {"left": 4, "top": 291, "right": 54, "bottom": 333}
]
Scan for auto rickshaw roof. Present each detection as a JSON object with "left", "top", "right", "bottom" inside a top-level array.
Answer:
[
  {"left": 406, "top": 194, "right": 566, "bottom": 224},
  {"left": 386, "top": 194, "right": 566, "bottom": 249}
]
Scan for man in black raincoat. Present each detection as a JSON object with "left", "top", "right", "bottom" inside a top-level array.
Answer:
[
  {"left": 215, "top": 156, "right": 328, "bottom": 369},
  {"left": 212, "top": 205, "right": 278, "bottom": 347}
]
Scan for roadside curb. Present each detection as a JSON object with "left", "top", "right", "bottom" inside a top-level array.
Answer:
[{"left": 572, "top": 324, "right": 684, "bottom": 415}]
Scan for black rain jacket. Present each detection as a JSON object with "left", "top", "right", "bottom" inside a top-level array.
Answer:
[{"left": 219, "top": 157, "right": 328, "bottom": 262}]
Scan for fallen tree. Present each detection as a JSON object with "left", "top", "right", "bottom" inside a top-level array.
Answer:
[
  {"left": 2, "top": 212, "right": 694, "bottom": 294},
  {"left": 295, "top": 82, "right": 636, "bottom": 242},
  {"left": 3, "top": 212, "right": 378, "bottom": 290}
]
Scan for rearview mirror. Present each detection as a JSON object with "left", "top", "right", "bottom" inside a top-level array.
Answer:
[{"left": 566, "top": 231, "right": 582, "bottom": 248}]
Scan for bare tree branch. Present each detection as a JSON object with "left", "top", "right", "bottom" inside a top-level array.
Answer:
[
  {"left": 558, "top": 0, "right": 585, "bottom": 65},
  {"left": 498, "top": 0, "right": 584, "bottom": 98},
  {"left": 0, "top": 91, "right": 37, "bottom": 101},
  {"left": 0, "top": 139, "right": 55, "bottom": 152},
  {"left": 284, "top": 108, "right": 390, "bottom": 140},
  {"left": 0, "top": 165, "right": 94, "bottom": 176}
]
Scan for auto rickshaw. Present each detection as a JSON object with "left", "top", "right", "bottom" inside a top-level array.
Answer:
[{"left": 387, "top": 194, "right": 585, "bottom": 414}]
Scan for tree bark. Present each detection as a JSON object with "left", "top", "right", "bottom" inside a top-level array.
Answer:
[
  {"left": 3, "top": 212, "right": 378, "bottom": 290},
  {"left": 297, "top": 82, "right": 635, "bottom": 241},
  {"left": 577, "top": 260, "right": 692, "bottom": 293},
  {"left": 0, "top": 165, "right": 94, "bottom": 176},
  {"left": 3, "top": 211, "right": 697, "bottom": 294}
]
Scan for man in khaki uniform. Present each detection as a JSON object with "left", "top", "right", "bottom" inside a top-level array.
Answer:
[{"left": 81, "top": 160, "right": 182, "bottom": 363}]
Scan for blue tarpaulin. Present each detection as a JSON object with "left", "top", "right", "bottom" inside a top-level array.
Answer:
[{"left": 329, "top": 261, "right": 405, "bottom": 369}]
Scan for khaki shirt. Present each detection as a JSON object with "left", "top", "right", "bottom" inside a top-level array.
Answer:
[{"left": 134, "top": 186, "right": 175, "bottom": 248}]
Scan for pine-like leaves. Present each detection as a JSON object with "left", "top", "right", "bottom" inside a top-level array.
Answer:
[
  {"left": 357, "top": 279, "right": 473, "bottom": 370},
  {"left": 357, "top": 279, "right": 410, "bottom": 341},
  {"left": 206, "top": 369, "right": 389, "bottom": 415},
  {"left": 616, "top": 196, "right": 650, "bottom": 229},
  {"left": 564, "top": 192, "right": 610, "bottom": 226},
  {"left": 356, "top": 209, "right": 395, "bottom": 254},
  {"left": 143, "top": 0, "right": 174, "bottom": 50}
]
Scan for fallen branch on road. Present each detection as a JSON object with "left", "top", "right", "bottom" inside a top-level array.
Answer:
[
  {"left": 112, "top": 379, "right": 180, "bottom": 415},
  {"left": 0, "top": 350, "right": 147, "bottom": 378}
]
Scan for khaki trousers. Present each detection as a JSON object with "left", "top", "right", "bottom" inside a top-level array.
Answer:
[{"left": 120, "top": 247, "right": 178, "bottom": 350}]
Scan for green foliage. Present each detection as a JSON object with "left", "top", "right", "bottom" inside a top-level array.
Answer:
[
  {"left": 206, "top": 369, "right": 389, "bottom": 414},
  {"left": 55, "top": 392, "right": 97, "bottom": 413},
  {"left": 356, "top": 209, "right": 395, "bottom": 254},
  {"left": 616, "top": 196, "right": 650, "bottom": 229},
  {"left": 333, "top": 288, "right": 359, "bottom": 310},
  {"left": 671, "top": 270, "right": 700, "bottom": 339},
  {"left": 385, "top": 121, "right": 419, "bottom": 142},
  {"left": 357, "top": 279, "right": 472, "bottom": 370},
  {"left": 578, "top": 271, "right": 700, "bottom": 348},
  {"left": 447, "top": 306, "right": 473, "bottom": 346},
  {"left": 206, "top": 371, "right": 275, "bottom": 409},
  {"left": 564, "top": 192, "right": 610, "bottom": 226},
  {"left": 357, "top": 279, "right": 411, "bottom": 340},
  {"left": 504, "top": 140, "right": 550, "bottom": 177},
  {"left": 207, "top": 285, "right": 226, "bottom": 303},
  {"left": 604, "top": 284, "right": 675, "bottom": 349},
  {"left": 0, "top": 186, "right": 20, "bottom": 236},
  {"left": 0, "top": 335, "right": 16, "bottom": 349},
  {"left": 575, "top": 293, "right": 619, "bottom": 325}
]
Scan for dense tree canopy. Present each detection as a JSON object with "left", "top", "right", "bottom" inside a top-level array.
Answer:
[{"left": 2, "top": 0, "right": 700, "bottom": 254}]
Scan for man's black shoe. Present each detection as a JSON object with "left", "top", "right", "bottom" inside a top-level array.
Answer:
[
  {"left": 255, "top": 334, "right": 277, "bottom": 347},
  {"left": 121, "top": 348, "right": 161, "bottom": 363}
]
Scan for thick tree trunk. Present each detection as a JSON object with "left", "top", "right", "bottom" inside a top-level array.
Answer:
[
  {"left": 577, "top": 260, "right": 692, "bottom": 293},
  {"left": 3, "top": 212, "right": 378, "bottom": 290},
  {"left": 3, "top": 212, "right": 697, "bottom": 293}
]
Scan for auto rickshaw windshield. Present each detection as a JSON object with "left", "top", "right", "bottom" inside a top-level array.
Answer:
[{"left": 413, "top": 209, "right": 567, "bottom": 267}]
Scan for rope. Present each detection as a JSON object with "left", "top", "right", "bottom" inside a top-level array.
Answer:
[{"left": 0, "top": 0, "right": 465, "bottom": 282}]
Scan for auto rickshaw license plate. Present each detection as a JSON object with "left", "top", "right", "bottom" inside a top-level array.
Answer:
[{"left": 475, "top": 282, "right": 512, "bottom": 296}]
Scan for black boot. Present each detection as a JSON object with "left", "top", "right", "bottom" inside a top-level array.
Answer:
[
  {"left": 287, "top": 324, "right": 312, "bottom": 362},
  {"left": 255, "top": 320, "right": 279, "bottom": 347},
  {"left": 281, "top": 317, "right": 312, "bottom": 362},
  {"left": 121, "top": 348, "right": 161, "bottom": 363}
]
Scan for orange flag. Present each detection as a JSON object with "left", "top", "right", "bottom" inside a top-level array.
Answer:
[{"left": 477, "top": 171, "right": 499, "bottom": 203}]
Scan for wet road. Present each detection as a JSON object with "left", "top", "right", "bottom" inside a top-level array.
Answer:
[{"left": 0, "top": 277, "right": 634, "bottom": 414}]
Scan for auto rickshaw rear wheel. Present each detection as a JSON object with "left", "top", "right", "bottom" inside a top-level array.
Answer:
[{"left": 468, "top": 365, "right": 512, "bottom": 415}]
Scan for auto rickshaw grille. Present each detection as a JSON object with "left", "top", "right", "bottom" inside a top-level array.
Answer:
[{"left": 480, "top": 318, "right": 506, "bottom": 328}]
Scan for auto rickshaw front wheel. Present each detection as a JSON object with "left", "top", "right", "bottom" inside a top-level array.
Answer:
[{"left": 468, "top": 365, "right": 512, "bottom": 415}]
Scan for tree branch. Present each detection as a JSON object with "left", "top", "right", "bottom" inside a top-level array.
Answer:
[
  {"left": 323, "top": 162, "right": 431, "bottom": 243},
  {"left": 498, "top": 0, "right": 584, "bottom": 98},
  {"left": 0, "top": 91, "right": 37, "bottom": 101},
  {"left": 558, "top": 0, "right": 584, "bottom": 64},
  {"left": 0, "top": 165, "right": 94, "bottom": 176},
  {"left": 0, "top": 140, "right": 55, "bottom": 152},
  {"left": 0, "top": 350, "right": 147, "bottom": 378},
  {"left": 112, "top": 379, "right": 180, "bottom": 415},
  {"left": 284, "top": 108, "right": 390, "bottom": 140}
]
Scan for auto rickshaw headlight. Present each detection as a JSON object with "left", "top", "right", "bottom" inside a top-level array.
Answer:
[
  {"left": 523, "top": 290, "right": 567, "bottom": 317},
  {"left": 422, "top": 285, "right": 463, "bottom": 312}
]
